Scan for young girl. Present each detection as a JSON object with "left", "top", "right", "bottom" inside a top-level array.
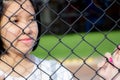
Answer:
[{"left": 0, "top": 0, "right": 72, "bottom": 80}]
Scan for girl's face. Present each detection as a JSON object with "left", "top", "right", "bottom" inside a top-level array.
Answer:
[{"left": 0, "top": 0, "right": 38, "bottom": 54}]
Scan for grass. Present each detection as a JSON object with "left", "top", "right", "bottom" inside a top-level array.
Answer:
[{"left": 32, "top": 30, "right": 120, "bottom": 59}]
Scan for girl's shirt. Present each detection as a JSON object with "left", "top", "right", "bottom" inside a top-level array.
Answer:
[{"left": 0, "top": 55, "right": 73, "bottom": 80}]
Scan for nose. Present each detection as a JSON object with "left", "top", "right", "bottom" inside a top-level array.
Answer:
[
  {"left": 20, "top": 21, "right": 32, "bottom": 35},
  {"left": 23, "top": 25, "right": 31, "bottom": 34}
]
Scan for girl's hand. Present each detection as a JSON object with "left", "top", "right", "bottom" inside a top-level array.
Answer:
[{"left": 98, "top": 48, "right": 120, "bottom": 80}]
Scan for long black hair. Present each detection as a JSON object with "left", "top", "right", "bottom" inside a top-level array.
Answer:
[{"left": 0, "top": 0, "right": 41, "bottom": 54}]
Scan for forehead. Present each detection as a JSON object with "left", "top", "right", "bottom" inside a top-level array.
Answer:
[{"left": 4, "top": 0, "right": 34, "bottom": 16}]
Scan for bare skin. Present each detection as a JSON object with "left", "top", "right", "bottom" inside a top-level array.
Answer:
[
  {"left": 98, "top": 47, "right": 120, "bottom": 80},
  {"left": 0, "top": 0, "right": 38, "bottom": 78}
]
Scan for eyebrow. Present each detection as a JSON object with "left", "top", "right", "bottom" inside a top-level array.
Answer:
[
  {"left": 11, "top": 15, "right": 17, "bottom": 17},
  {"left": 10, "top": 14, "right": 34, "bottom": 18}
]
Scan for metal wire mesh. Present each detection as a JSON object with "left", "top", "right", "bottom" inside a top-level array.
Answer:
[{"left": 0, "top": 0, "right": 120, "bottom": 80}]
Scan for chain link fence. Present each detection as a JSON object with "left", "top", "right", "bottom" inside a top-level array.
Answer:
[{"left": 0, "top": 0, "right": 120, "bottom": 80}]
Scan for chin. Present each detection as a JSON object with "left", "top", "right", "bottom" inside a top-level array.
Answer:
[{"left": 14, "top": 46, "right": 33, "bottom": 55}]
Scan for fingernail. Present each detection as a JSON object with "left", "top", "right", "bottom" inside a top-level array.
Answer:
[{"left": 109, "top": 57, "right": 113, "bottom": 63}]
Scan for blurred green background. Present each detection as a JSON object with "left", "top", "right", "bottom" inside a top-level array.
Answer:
[{"left": 33, "top": 31, "right": 119, "bottom": 60}]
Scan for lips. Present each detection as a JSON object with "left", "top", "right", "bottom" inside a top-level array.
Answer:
[{"left": 19, "top": 38, "right": 33, "bottom": 43}]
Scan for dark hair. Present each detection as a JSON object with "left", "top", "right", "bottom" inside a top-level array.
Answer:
[{"left": 0, "top": 0, "right": 41, "bottom": 54}]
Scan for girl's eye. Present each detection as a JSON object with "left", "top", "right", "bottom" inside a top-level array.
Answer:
[
  {"left": 29, "top": 15, "right": 36, "bottom": 22},
  {"left": 30, "top": 18, "right": 36, "bottom": 22},
  {"left": 10, "top": 18, "right": 19, "bottom": 23},
  {"left": 30, "top": 18, "right": 34, "bottom": 21},
  {"left": 12, "top": 19, "right": 19, "bottom": 23}
]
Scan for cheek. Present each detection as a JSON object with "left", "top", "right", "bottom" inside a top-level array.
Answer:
[
  {"left": 31, "top": 23, "right": 39, "bottom": 39},
  {"left": 1, "top": 24, "right": 20, "bottom": 42}
]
